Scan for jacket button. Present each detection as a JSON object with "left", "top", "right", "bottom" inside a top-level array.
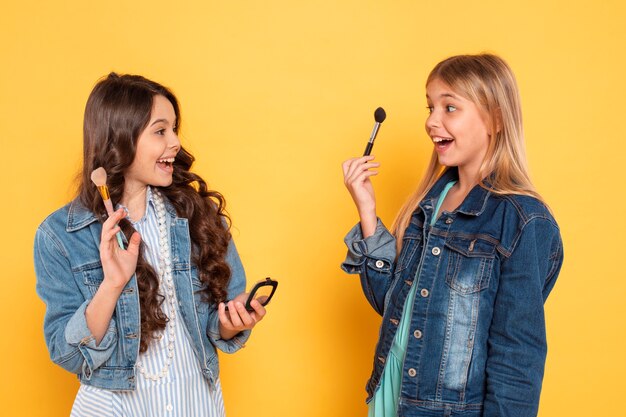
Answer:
[
  {"left": 420, "top": 288, "right": 429, "bottom": 298},
  {"left": 432, "top": 247, "right": 441, "bottom": 256},
  {"left": 375, "top": 260, "right": 385, "bottom": 268},
  {"left": 413, "top": 329, "right": 423, "bottom": 339},
  {"left": 445, "top": 218, "right": 453, "bottom": 224},
  {"left": 408, "top": 368, "right": 417, "bottom": 377}
]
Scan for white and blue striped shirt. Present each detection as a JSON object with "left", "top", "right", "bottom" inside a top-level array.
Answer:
[{"left": 71, "top": 188, "right": 225, "bottom": 417}]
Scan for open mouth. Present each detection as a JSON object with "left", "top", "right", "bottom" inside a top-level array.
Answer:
[
  {"left": 157, "top": 157, "right": 175, "bottom": 171},
  {"left": 432, "top": 137, "right": 454, "bottom": 150}
]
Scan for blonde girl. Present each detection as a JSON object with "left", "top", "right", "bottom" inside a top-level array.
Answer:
[{"left": 342, "top": 54, "right": 563, "bottom": 417}]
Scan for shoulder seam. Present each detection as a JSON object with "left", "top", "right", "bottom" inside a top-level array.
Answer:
[
  {"left": 509, "top": 216, "right": 560, "bottom": 256},
  {"left": 37, "top": 223, "right": 69, "bottom": 258}
]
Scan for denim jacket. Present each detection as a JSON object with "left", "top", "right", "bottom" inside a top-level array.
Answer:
[
  {"left": 342, "top": 169, "right": 563, "bottom": 417},
  {"left": 34, "top": 196, "right": 250, "bottom": 391}
]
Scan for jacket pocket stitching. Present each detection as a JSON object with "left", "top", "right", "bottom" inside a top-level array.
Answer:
[{"left": 445, "top": 241, "right": 494, "bottom": 294}]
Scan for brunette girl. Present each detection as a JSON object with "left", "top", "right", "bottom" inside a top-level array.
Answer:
[{"left": 35, "top": 73, "right": 265, "bottom": 416}]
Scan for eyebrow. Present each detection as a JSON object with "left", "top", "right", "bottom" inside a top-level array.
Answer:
[
  {"left": 149, "top": 118, "right": 176, "bottom": 127},
  {"left": 426, "top": 93, "right": 459, "bottom": 100}
]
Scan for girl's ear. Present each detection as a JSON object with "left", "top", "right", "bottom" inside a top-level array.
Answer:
[{"left": 494, "top": 107, "right": 503, "bottom": 133}]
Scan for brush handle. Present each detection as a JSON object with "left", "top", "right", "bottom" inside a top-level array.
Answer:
[
  {"left": 115, "top": 232, "right": 125, "bottom": 249},
  {"left": 102, "top": 199, "right": 115, "bottom": 216},
  {"left": 363, "top": 142, "right": 374, "bottom": 156},
  {"left": 103, "top": 198, "right": 125, "bottom": 249}
]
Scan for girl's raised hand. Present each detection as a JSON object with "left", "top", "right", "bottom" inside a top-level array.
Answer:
[
  {"left": 217, "top": 292, "right": 266, "bottom": 340},
  {"left": 99, "top": 208, "right": 141, "bottom": 290},
  {"left": 342, "top": 156, "right": 380, "bottom": 237}
]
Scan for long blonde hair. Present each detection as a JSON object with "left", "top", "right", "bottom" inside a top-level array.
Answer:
[{"left": 391, "top": 54, "right": 543, "bottom": 248}]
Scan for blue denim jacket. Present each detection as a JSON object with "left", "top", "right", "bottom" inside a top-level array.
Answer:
[
  {"left": 34, "top": 197, "right": 250, "bottom": 391},
  {"left": 342, "top": 169, "right": 563, "bottom": 417}
]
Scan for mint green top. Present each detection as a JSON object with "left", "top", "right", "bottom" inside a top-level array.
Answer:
[{"left": 368, "top": 181, "right": 456, "bottom": 417}]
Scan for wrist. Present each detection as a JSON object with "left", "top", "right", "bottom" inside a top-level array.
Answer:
[
  {"left": 218, "top": 323, "right": 239, "bottom": 341},
  {"left": 357, "top": 205, "right": 376, "bottom": 221},
  {"left": 358, "top": 210, "right": 378, "bottom": 238},
  {"left": 99, "top": 277, "right": 127, "bottom": 295}
]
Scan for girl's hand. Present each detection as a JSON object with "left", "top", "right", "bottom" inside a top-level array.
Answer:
[
  {"left": 217, "top": 292, "right": 266, "bottom": 340},
  {"left": 100, "top": 208, "right": 141, "bottom": 290},
  {"left": 342, "top": 155, "right": 380, "bottom": 237}
]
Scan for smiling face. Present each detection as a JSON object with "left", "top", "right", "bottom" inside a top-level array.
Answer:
[
  {"left": 124, "top": 94, "right": 181, "bottom": 196},
  {"left": 425, "top": 78, "right": 491, "bottom": 180}
]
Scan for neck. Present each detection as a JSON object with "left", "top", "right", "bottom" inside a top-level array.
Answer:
[
  {"left": 121, "top": 183, "right": 148, "bottom": 222},
  {"left": 454, "top": 166, "right": 480, "bottom": 195}
]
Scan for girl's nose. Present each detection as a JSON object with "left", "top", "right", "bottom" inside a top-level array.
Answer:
[
  {"left": 425, "top": 112, "right": 440, "bottom": 131},
  {"left": 169, "top": 134, "right": 181, "bottom": 152}
]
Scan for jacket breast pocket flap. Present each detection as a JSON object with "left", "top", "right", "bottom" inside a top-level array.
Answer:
[
  {"left": 444, "top": 236, "right": 496, "bottom": 294},
  {"left": 81, "top": 263, "right": 104, "bottom": 295}
]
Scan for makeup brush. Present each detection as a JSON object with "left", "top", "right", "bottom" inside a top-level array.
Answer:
[
  {"left": 91, "top": 167, "right": 125, "bottom": 249},
  {"left": 363, "top": 107, "right": 386, "bottom": 156}
]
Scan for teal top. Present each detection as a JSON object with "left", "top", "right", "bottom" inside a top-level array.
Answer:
[{"left": 368, "top": 180, "right": 456, "bottom": 417}]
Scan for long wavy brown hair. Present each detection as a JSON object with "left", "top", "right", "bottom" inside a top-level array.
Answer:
[{"left": 78, "top": 73, "right": 232, "bottom": 352}]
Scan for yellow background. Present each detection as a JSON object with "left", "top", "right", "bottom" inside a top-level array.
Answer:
[{"left": 1, "top": 1, "right": 624, "bottom": 416}]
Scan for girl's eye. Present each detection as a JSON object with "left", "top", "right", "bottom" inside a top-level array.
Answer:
[
  {"left": 446, "top": 105, "right": 457, "bottom": 112},
  {"left": 156, "top": 129, "right": 166, "bottom": 135},
  {"left": 426, "top": 106, "right": 434, "bottom": 114}
]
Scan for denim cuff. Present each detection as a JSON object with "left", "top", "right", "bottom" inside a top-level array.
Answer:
[
  {"left": 64, "top": 300, "right": 117, "bottom": 379},
  {"left": 341, "top": 218, "right": 397, "bottom": 274},
  {"left": 207, "top": 310, "right": 251, "bottom": 354}
]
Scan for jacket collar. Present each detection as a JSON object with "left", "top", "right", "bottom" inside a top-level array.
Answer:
[
  {"left": 422, "top": 168, "right": 492, "bottom": 217},
  {"left": 66, "top": 200, "right": 98, "bottom": 232}
]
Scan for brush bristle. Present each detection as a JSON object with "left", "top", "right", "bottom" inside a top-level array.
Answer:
[
  {"left": 90, "top": 167, "right": 108, "bottom": 187},
  {"left": 374, "top": 107, "right": 386, "bottom": 123}
]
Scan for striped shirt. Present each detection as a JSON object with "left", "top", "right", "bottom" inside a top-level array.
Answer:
[{"left": 71, "top": 188, "right": 225, "bottom": 417}]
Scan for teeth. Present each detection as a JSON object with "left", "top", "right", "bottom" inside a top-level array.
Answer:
[
  {"left": 432, "top": 137, "right": 453, "bottom": 143},
  {"left": 157, "top": 158, "right": 175, "bottom": 163}
]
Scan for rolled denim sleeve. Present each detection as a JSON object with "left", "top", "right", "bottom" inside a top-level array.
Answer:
[
  {"left": 341, "top": 218, "right": 397, "bottom": 315},
  {"left": 484, "top": 217, "right": 564, "bottom": 417},
  {"left": 34, "top": 227, "right": 117, "bottom": 378},
  {"left": 207, "top": 238, "right": 251, "bottom": 353}
]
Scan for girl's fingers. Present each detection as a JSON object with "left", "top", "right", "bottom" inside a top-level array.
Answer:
[
  {"left": 234, "top": 303, "right": 255, "bottom": 327},
  {"left": 345, "top": 156, "right": 374, "bottom": 180},
  {"left": 347, "top": 162, "right": 380, "bottom": 182},
  {"left": 227, "top": 301, "right": 244, "bottom": 328},
  {"left": 354, "top": 170, "right": 379, "bottom": 183},
  {"left": 217, "top": 302, "right": 229, "bottom": 325},
  {"left": 346, "top": 166, "right": 380, "bottom": 190},
  {"left": 341, "top": 159, "right": 353, "bottom": 176},
  {"left": 100, "top": 226, "right": 121, "bottom": 255},
  {"left": 126, "top": 232, "right": 141, "bottom": 255},
  {"left": 106, "top": 226, "right": 122, "bottom": 241},
  {"left": 219, "top": 297, "right": 266, "bottom": 331},
  {"left": 101, "top": 209, "right": 125, "bottom": 245},
  {"left": 345, "top": 161, "right": 380, "bottom": 185},
  {"left": 343, "top": 156, "right": 375, "bottom": 180},
  {"left": 102, "top": 208, "right": 125, "bottom": 230},
  {"left": 248, "top": 299, "right": 266, "bottom": 320}
]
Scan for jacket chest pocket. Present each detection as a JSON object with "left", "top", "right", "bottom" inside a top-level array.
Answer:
[
  {"left": 82, "top": 263, "right": 105, "bottom": 297},
  {"left": 444, "top": 236, "right": 496, "bottom": 294}
]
